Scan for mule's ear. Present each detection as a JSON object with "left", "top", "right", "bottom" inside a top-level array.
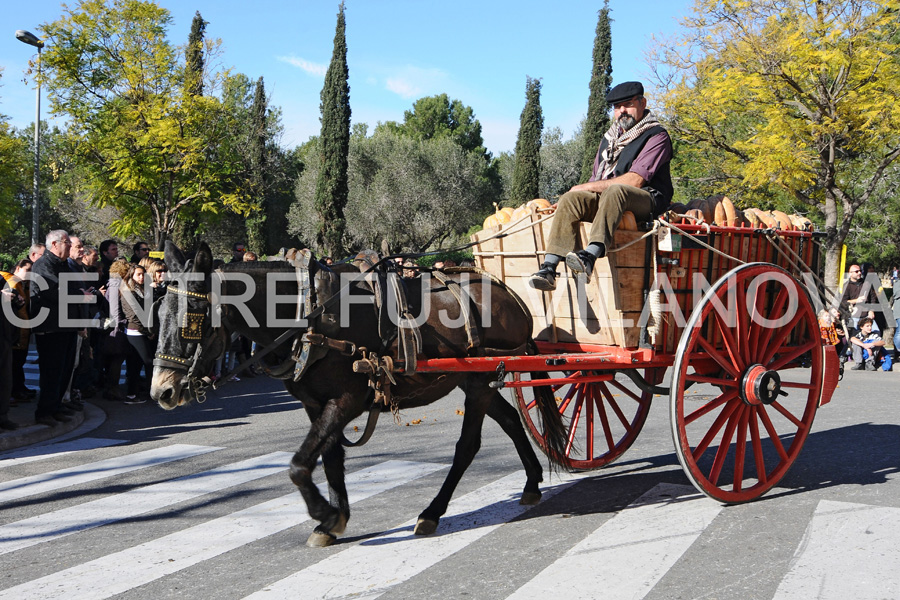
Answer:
[
  {"left": 164, "top": 240, "right": 186, "bottom": 273},
  {"left": 194, "top": 242, "right": 213, "bottom": 275}
]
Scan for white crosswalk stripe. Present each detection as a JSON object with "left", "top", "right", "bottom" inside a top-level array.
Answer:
[
  {"left": 0, "top": 444, "right": 219, "bottom": 503},
  {"left": 506, "top": 483, "right": 723, "bottom": 600},
  {"left": 0, "top": 451, "right": 292, "bottom": 555},
  {"left": 0, "top": 438, "right": 127, "bottom": 469},
  {"left": 773, "top": 500, "right": 900, "bottom": 600},
  {"left": 0, "top": 459, "right": 445, "bottom": 600},
  {"left": 0, "top": 443, "right": 894, "bottom": 600},
  {"left": 245, "top": 470, "right": 586, "bottom": 600}
]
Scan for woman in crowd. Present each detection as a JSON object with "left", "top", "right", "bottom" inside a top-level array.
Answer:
[
  {"left": 1, "top": 259, "right": 34, "bottom": 405},
  {"left": 146, "top": 260, "right": 168, "bottom": 301},
  {"left": 101, "top": 259, "right": 130, "bottom": 401},
  {"left": 120, "top": 263, "right": 155, "bottom": 404}
]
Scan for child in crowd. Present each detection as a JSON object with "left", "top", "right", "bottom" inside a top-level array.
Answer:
[
  {"left": 818, "top": 309, "right": 840, "bottom": 347},
  {"left": 850, "top": 317, "right": 884, "bottom": 371}
]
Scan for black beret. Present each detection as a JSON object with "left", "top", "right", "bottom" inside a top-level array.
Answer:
[{"left": 606, "top": 81, "right": 644, "bottom": 104}]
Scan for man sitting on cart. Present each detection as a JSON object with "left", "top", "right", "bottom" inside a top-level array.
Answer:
[{"left": 529, "top": 81, "right": 674, "bottom": 291}]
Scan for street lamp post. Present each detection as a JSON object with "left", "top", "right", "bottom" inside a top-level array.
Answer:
[{"left": 16, "top": 29, "right": 44, "bottom": 245}]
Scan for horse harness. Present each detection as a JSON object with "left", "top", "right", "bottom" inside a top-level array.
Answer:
[{"left": 153, "top": 253, "right": 487, "bottom": 444}]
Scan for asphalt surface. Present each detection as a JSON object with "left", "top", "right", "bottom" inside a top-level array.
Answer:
[{"left": 1, "top": 359, "right": 898, "bottom": 600}]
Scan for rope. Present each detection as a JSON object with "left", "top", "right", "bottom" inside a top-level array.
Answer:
[
  {"left": 660, "top": 218, "right": 747, "bottom": 266},
  {"left": 606, "top": 220, "right": 660, "bottom": 253},
  {"left": 765, "top": 232, "right": 838, "bottom": 303}
]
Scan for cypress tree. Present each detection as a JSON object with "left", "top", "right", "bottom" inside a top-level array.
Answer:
[
  {"left": 246, "top": 76, "right": 268, "bottom": 253},
  {"left": 186, "top": 11, "right": 206, "bottom": 97},
  {"left": 180, "top": 11, "right": 206, "bottom": 250},
  {"left": 511, "top": 77, "right": 543, "bottom": 205},
  {"left": 580, "top": 2, "right": 613, "bottom": 183},
  {"left": 314, "top": 2, "right": 351, "bottom": 257}
]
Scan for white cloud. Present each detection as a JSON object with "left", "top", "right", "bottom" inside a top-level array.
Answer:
[
  {"left": 380, "top": 65, "right": 449, "bottom": 99},
  {"left": 276, "top": 55, "right": 328, "bottom": 77},
  {"left": 385, "top": 77, "right": 422, "bottom": 99}
]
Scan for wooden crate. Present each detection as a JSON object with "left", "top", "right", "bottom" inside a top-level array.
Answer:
[{"left": 471, "top": 211, "right": 650, "bottom": 348}]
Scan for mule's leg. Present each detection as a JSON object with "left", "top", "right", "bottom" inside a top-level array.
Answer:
[
  {"left": 320, "top": 440, "right": 349, "bottom": 534},
  {"left": 486, "top": 391, "right": 544, "bottom": 505},
  {"left": 414, "top": 384, "right": 491, "bottom": 536},
  {"left": 290, "top": 398, "right": 355, "bottom": 547}
]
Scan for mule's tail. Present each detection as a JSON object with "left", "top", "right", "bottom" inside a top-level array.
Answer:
[{"left": 525, "top": 339, "right": 572, "bottom": 473}]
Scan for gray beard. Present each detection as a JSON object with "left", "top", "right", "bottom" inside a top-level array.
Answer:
[{"left": 618, "top": 114, "right": 637, "bottom": 131}]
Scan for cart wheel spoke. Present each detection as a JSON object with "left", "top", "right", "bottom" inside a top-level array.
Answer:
[
  {"left": 707, "top": 404, "right": 742, "bottom": 487},
  {"left": 515, "top": 368, "right": 659, "bottom": 471},
  {"left": 755, "top": 285, "right": 790, "bottom": 362},
  {"left": 671, "top": 263, "right": 822, "bottom": 503},
  {"left": 684, "top": 389, "right": 738, "bottom": 426},
  {"left": 693, "top": 338, "right": 741, "bottom": 379},
  {"left": 593, "top": 386, "right": 616, "bottom": 453}
]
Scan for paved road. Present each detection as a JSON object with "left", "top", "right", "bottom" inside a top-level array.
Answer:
[{"left": 0, "top": 367, "right": 898, "bottom": 600}]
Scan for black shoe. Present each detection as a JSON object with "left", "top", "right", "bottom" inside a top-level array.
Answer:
[
  {"left": 565, "top": 250, "right": 597, "bottom": 277},
  {"left": 35, "top": 415, "right": 59, "bottom": 427},
  {"left": 0, "top": 418, "right": 19, "bottom": 431},
  {"left": 64, "top": 400, "right": 85, "bottom": 412},
  {"left": 57, "top": 406, "right": 76, "bottom": 416},
  {"left": 850, "top": 362, "right": 865, "bottom": 370},
  {"left": 529, "top": 265, "right": 557, "bottom": 291},
  {"left": 51, "top": 411, "right": 73, "bottom": 423}
]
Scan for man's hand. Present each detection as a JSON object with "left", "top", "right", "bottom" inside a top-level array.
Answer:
[{"left": 568, "top": 171, "right": 646, "bottom": 195}]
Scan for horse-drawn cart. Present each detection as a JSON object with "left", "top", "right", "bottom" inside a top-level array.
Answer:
[
  {"left": 415, "top": 211, "right": 841, "bottom": 503},
  {"left": 152, "top": 208, "right": 842, "bottom": 545}
]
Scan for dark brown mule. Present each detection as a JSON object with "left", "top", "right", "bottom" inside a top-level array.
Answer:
[{"left": 151, "top": 242, "right": 567, "bottom": 546}]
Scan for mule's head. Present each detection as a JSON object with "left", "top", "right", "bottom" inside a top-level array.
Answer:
[{"left": 151, "top": 241, "right": 228, "bottom": 410}]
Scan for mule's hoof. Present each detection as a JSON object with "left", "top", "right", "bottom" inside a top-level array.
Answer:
[
  {"left": 306, "top": 531, "right": 337, "bottom": 547},
  {"left": 414, "top": 518, "right": 438, "bottom": 536},
  {"left": 520, "top": 491, "right": 542, "bottom": 506},
  {"left": 331, "top": 513, "right": 348, "bottom": 537}
]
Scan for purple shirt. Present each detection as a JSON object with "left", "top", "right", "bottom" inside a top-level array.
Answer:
[{"left": 591, "top": 131, "right": 673, "bottom": 183}]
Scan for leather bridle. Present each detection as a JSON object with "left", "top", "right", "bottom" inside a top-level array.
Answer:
[{"left": 152, "top": 284, "right": 220, "bottom": 399}]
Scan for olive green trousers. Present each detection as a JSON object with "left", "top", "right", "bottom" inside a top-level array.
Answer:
[{"left": 545, "top": 184, "right": 653, "bottom": 258}]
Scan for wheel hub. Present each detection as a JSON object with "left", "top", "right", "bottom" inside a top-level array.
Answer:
[{"left": 740, "top": 364, "right": 782, "bottom": 406}]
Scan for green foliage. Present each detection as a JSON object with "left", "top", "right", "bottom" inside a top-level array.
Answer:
[
  {"left": 580, "top": 2, "right": 613, "bottom": 183},
  {"left": 314, "top": 1, "right": 351, "bottom": 258},
  {"left": 0, "top": 121, "right": 26, "bottom": 239},
  {"left": 510, "top": 77, "right": 543, "bottom": 205},
  {"left": 376, "top": 94, "right": 490, "bottom": 160},
  {"left": 540, "top": 125, "right": 584, "bottom": 201},
  {"left": 290, "top": 129, "right": 493, "bottom": 254},
  {"left": 246, "top": 76, "right": 268, "bottom": 253},
  {"left": 185, "top": 11, "right": 206, "bottom": 97},
  {"left": 415, "top": 251, "right": 474, "bottom": 268},
  {"left": 650, "top": 0, "right": 900, "bottom": 287},
  {"left": 40, "top": 0, "right": 255, "bottom": 246}
]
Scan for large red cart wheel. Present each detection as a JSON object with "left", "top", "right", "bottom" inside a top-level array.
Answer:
[
  {"left": 514, "top": 369, "right": 662, "bottom": 470},
  {"left": 670, "top": 263, "right": 823, "bottom": 503}
]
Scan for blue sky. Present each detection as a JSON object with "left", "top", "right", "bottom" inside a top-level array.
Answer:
[{"left": 2, "top": 0, "right": 694, "bottom": 154}]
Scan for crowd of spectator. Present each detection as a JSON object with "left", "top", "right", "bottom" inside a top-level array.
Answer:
[
  {"left": 0, "top": 231, "right": 257, "bottom": 431},
  {"left": 819, "top": 262, "right": 899, "bottom": 373}
]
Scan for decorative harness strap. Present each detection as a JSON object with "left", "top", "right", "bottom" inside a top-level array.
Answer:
[{"left": 429, "top": 269, "right": 481, "bottom": 354}]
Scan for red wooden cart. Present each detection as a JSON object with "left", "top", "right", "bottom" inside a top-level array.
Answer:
[{"left": 413, "top": 213, "right": 840, "bottom": 503}]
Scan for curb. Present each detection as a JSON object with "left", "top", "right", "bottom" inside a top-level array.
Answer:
[{"left": 0, "top": 402, "right": 106, "bottom": 453}]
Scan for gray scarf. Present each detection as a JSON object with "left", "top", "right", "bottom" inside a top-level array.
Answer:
[{"left": 598, "top": 111, "right": 661, "bottom": 180}]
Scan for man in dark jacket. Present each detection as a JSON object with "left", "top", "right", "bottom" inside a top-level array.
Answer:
[
  {"left": 529, "top": 81, "right": 673, "bottom": 291},
  {"left": 839, "top": 264, "right": 878, "bottom": 332},
  {"left": 29, "top": 230, "right": 81, "bottom": 426}
]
